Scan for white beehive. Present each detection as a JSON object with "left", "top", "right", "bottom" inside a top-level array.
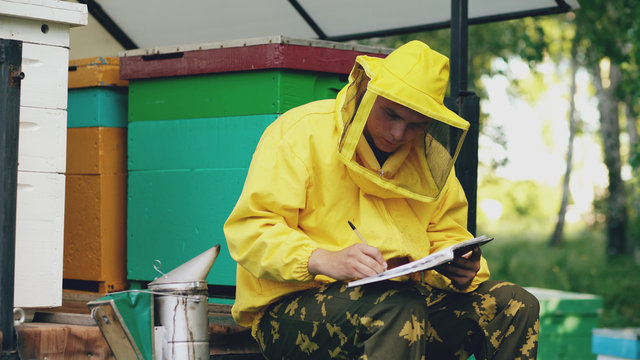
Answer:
[{"left": 0, "top": 0, "right": 87, "bottom": 307}]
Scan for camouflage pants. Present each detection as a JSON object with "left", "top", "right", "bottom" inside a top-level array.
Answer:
[{"left": 255, "top": 280, "right": 539, "bottom": 360}]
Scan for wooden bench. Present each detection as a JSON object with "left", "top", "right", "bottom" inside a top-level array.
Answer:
[{"left": 14, "top": 291, "right": 264, "bottom": 359}]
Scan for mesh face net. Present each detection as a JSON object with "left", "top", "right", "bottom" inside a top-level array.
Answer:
[
  {"left": 338, "top": 65, "right": 368, "bottom": 151},
  {"left": 420, "top": 119, "right": 465, "bottom": 195},
  {"left": 338, "top": 64, "right": 466, "bottom": 200}
]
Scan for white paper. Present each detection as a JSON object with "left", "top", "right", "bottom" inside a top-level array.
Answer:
[{"left": 348, "top": 235, "right": 493, "bottom": 287}]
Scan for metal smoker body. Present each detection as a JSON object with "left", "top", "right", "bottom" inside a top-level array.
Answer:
[{"left": 149, "top": 245, "right": 220, "bottom": 360}]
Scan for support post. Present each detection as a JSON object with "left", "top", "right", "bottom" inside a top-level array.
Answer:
[
  {"left": 449, "top": 0, "right": 479, "bottom": 235},
  {"left": 0, "top": 38, "right": 23, "bottom": 359},
  {"left": 450, "top": 0, "right": 468, "bottom": 98}
]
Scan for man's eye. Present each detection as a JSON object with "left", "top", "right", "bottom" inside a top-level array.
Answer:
[{"left": 386, "top": 110, "right": 401, "bottom": 119}]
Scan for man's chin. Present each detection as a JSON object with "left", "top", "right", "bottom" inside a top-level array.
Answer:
[{"left": 379, "top": 144, "right": 399, "bottom": 153}]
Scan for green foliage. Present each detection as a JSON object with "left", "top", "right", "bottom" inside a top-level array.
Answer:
[
  {"left": 480, "top": 227, "right": 640, "bottom": 327},
  {"left": 478, "top": 177, "right": 561, "bottom": 233},
  {"left": 360, "top": 17, "right": 549, "bottom": 99},
  {"left": 574, "top": 0, "right": 640, "bottom": 102}
]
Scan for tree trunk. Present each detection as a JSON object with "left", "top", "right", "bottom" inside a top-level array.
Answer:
[
  {"left": 550, "top": 43, "right": 579, "bottom": 247},
  {"left": 592, "top": 61, "right": 628, "bottom": 255},
  {"left": 625, "top": 102, "right": 639, "bottom": 253},
  {"left": 626, "top": 104, "right": 638, "bottom": 152}
]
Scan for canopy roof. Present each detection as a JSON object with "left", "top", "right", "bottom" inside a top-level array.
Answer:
[{"left": 81, "top": 0, "right": 580, "bottom": 50}]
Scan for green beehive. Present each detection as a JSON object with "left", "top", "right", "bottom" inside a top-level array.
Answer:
[
  {"left": 128, "top": 70, "right": 345, "bottom": 122},
  {"left": 127, "top": 115, "right": 277, "bottom": 291},
  {"left": 127, "top": 168, "right": 245, "bottom": 288},
  {"left": 526, "top": 287, "right": 603, "bottom": 360},
  {"left": 127, "top": 115, "right": 278, "bottom": 171}
]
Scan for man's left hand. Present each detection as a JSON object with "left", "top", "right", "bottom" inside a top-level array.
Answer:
[{"left": 434, "top": 246, "right": 481, "bottom": 290}]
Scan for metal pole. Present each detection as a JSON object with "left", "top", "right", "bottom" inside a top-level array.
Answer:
[
  {"left": 449, "top": 0, "right": 479, "bottom": 235},
  {"left": 458, "top": 95, "right": 479, "bottom": 235},
  {"left": 0, "top": 38, "right": 23, "bottom": 359},
  {"left": 450, "top": 0, "right": 468, "bottom": 96}
]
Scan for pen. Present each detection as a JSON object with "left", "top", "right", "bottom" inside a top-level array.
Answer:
[{"left": 347, "top": 220, "right": 368, "bottom": 244}]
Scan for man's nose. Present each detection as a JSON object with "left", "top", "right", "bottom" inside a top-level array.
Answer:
[{"left": 389, "top": 122, "right": 406, "bottom": 141}]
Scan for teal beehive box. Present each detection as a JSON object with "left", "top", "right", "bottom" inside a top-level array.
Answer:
[
  {"left": 127, "top": 114, "right": 278, "bottom": 171},
  {"left": 68, "top": 57, "right": 128, "bottom": 128},
  {"left": 127, "top": 169, "right": 244, "bottom": 288},
  {"left": 527, "top": 287, "right": 603, "bottom": 360},
  {"left": 126, "top": 114, "right": 277, "bottom": 291},
  {"left": 68, "top": 87, "right": 128, "bottom": 128}
]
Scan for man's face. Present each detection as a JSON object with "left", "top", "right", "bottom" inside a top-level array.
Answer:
[{"left": 364, "top": 96, "right": 431, "bottom": 153}]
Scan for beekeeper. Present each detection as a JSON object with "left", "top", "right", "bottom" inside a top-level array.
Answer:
[{"left": 224, "top": 40, "right": 539, "bottom": 359}]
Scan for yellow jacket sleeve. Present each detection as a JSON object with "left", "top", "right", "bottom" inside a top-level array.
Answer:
[{"left": 224, "top": 124, "right": 317, "bottom": 283}]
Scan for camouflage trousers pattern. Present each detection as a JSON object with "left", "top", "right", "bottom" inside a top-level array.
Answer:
[{"left": 255, "top": 280, "right": 540, "bottom": 360}]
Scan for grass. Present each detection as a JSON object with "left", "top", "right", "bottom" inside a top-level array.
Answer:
[{"left": 478, "top": 224, "right": 640, "bottom": 328}]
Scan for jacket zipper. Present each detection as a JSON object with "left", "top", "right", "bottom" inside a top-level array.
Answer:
[{"left": 376, "top": 199, "right": 403, "bottom": 250}]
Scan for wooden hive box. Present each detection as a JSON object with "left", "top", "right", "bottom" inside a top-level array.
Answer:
[{"left": 64, "top": 56, "right": 128, "bottom": 294}]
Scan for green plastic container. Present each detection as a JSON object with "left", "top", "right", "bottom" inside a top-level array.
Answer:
[
  {"left": 526, "top": 287, "right": 603, "bottom": 360},
  {"left": 592, "top": 327, "right": 640, "bottom": 359},
  {"left": 128, "top": 69, "right": 345, "bottom": 122},
  {"left": 127, "top": 114, "right": 277, "bottom": 171},
  {"left": 67, "top": 87, "right": 128, "bottom": 128}
]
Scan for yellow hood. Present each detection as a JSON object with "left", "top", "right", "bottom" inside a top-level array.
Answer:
[{"left": 336, "top": 40, "right": 469, "bottom": 202}]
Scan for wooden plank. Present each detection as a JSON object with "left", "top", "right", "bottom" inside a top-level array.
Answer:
[
  {"left": 208, "top": 305, "right": 262, "bottom": 356},
  {"left": 0, "top": 15, "right": 70, "bottom": 47},
  {"left": 16, "top": 300, "right": 263, "bottom": 357},
  {"left": 20, "top": 42, "right": 69, "bottom": 110},
  {"left": 55, "top": 290, "right": 102, "bottom": 314},
  {"left": 14, "top": 171, "right": 65, "bottom": 307},
  {"left": 120, "top": 43, "right": 386, "bottom": 80},
  {"left": 0, "top": 0, "right": 87, "bottom": 26},
  {"left": 18, "top": 106, "right": 66, "bottom": 173},
  {"left": 64, "top": 174, "right": 127, "bottom": 290},
  {"left": 16, "top": 323, "right": 113, "bottom": 359},
  {"left": 32, "top": 311, "right": 95, "bottom": 326},
  {"left": 68, "top": 57, "right": 127, "bottom": 88},
  {"left": 66, "top": 127, "right": 127, "bottom": 175}
]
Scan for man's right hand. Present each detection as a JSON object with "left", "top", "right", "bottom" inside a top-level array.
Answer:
[{"left": 308, "top": 244, "right": 387, "bottom": 280}]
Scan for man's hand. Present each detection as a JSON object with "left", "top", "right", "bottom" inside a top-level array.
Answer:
[
  {"left": 308, "top": 244, "right": 387, "bottom": 280},
  {"left": 435, "top": 246, "right": 481, "bottom": 290}
]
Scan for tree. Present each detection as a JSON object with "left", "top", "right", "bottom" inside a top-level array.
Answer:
[
  {"left": 551, "top": 34, "right": 579, "bottom": 246},
  {"left": 573, "top": 0, "right": 640, "bottom": 255}
]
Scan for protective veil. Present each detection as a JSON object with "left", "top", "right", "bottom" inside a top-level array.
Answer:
[{"left": 336, "top": 40, "right": 469, "bottom": 202}]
